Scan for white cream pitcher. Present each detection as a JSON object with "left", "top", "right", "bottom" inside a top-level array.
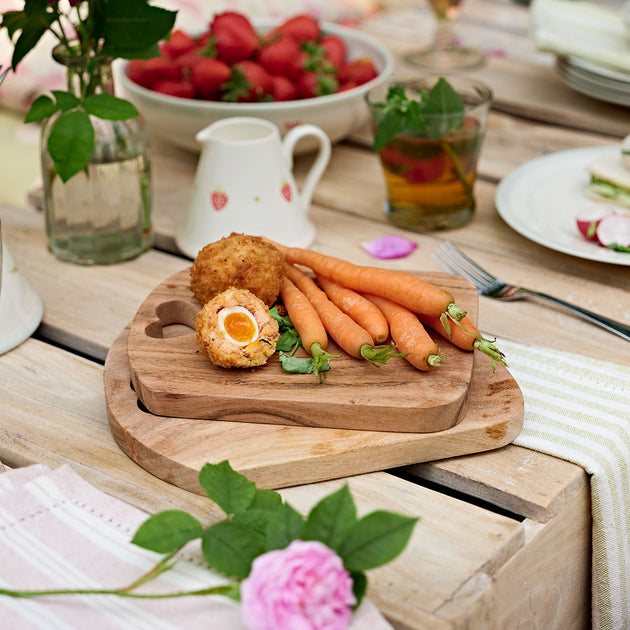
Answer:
[{"left": 176, "top": 117, "right": 331, "bottom": 258}]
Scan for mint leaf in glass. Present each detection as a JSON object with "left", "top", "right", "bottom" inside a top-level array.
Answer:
[
  {"left": 372, "top": 78, "right": 464, "bottom": 150},
  {"left": 423, "top": 77, "right": 465, "bottom": 141}
]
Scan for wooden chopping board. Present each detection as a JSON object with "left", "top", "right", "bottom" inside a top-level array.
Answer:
[
  {"left": 127, "top": 269, "right": 478, "bottom": 433},
  {"left": 106, "top": 327, "right": 523, "bottom": 492}
]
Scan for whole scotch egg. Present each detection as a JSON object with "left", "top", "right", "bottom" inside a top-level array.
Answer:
[{"left": 195, "top": 288, "right": 279, "bottom": 368}]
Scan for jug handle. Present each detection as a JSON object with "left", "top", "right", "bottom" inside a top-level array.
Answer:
[{"left": 282, "top": 125, "right": 331, "bottom": 213}]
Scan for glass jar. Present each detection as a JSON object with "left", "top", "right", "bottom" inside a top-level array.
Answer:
[{"left": 41, "top": 46, "right": 152, "bottom": 265}]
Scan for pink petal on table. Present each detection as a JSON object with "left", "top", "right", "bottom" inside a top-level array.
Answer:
[{"left": 361, "top": 235, "right": 418, "bottom": 259}]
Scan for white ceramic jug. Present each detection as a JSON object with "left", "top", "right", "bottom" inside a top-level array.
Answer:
[{"left": 176, "top": 117, "right": 331, "bottom": 258}]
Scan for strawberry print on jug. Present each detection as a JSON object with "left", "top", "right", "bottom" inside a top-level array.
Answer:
[
  {"left": 211, "top": 188, "right": 228, "bottom": 211},
  {"left": 280, "top": 181, "right": 292, "bottom": 202},
  {"left": 177, "top": 117, "right": 331, "bottom": 258}
]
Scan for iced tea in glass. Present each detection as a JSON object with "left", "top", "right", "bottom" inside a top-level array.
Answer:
[{"left": 367, "top": 76, "right": 492, "bottom": 232}]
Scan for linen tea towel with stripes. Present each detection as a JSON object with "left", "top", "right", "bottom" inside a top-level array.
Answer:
[{"left": 498, "top": 337, "right": 630, "bottom": 630}]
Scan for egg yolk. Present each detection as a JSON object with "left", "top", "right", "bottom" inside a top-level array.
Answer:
[{"left": 223, "top": 312, "right": 258, "bottom": 344}]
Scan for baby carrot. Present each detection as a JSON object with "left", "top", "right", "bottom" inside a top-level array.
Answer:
[
  {"left": 281, "top": 277, "right": 328, "bottom": 352},
  {"left": 316, "top": 275, "right": 390, "bottom": 344},
  {"left": 280, "top": 277, "right": 340, "bottom": 381},
  {"left": 278, "top": 245, "right": 466, "bottom": 321},
  {"left": 365, "top": 294, "right": 445, "bottom": 371},
  {"left": 417, "top": 313, "right": 507, "bottom": 370},
  {"left": 284, "top": 264, "right": 405, "bottom": 366}
]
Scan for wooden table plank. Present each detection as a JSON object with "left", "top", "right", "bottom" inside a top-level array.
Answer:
[{"left": 405, "top": 444, "right": 588, "bottom": 523}]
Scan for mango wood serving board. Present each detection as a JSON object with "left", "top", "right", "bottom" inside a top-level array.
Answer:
[
  {"left": 127, "top": 269, "right": 478, "bottom": 433},
  {"left": 106, "top": 327, "right": 523, "bottom": 491}
]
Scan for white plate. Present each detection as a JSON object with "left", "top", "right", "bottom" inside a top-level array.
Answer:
[
  {"left": 495, "top": 146, "right": 630, "bottom": 266},
  {"left": 555, "top": 58, "right": 630, "bottom": 107}
]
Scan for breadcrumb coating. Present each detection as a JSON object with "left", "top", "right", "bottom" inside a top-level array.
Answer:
[
  {"left": 190, "top": 233, "right": 284, "bottom": 307},
  {"left": 195, "top": 288, "right": 280, "bottom": 368}
]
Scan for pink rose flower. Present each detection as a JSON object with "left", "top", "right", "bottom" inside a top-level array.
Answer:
[{"left": 241, "top": 540, "right": 356, "bottom": 630}]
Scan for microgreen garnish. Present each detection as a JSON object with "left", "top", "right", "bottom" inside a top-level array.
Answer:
[{"left": 271, "top": 306, "right": 338, "bottom": 382}]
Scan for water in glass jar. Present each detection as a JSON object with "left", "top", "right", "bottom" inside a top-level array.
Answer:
[{"left": 44, "top": 154, "right": 152, "bottom": 265}]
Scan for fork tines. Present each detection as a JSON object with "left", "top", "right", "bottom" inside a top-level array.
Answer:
[{"left": 432, "top": 241, "right": 497, "bottom": 292}]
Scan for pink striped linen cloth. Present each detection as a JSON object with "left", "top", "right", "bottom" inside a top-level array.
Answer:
[{"left": 0, "top": 463, "right": 392, "bottom": 630}]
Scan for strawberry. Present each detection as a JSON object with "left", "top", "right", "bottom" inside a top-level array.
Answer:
[
  {"left": 272, "top": 14, "right": 320, "bottom": 42},
  {"left": 152, "top": 79, "right": 195, "bottom": 99},
  {"left": 270, "top": 75, "right": 297, "bottom": 102},
  {"left": 208, "top": 11, "right": 260, "bottom": 64},
  {"left": 211, "top": 188, "right": 228, "bottom": 211},
  {"left": 340, "top": 57, "right": 378, "bottom": 85},
  {"left": 223, "top": 61, "right": 273, "bottom": 102},
  {"left": 190, "top": 57, "right": 231, "bottom": 100},
  {"left": 295, "top": 71, "right": 338, "bottom": 99},
  {"left": 127, "top": 58, "right": 182, "bottom": 90},
  {"left": 173, "top": 49, "right": 204, "bottom": 73},
  {"left": 319, "top": 34, "right": 346, "bottom": 69},
  {"left": 160, "top": 29, "right": 197, "bottom": 60},
  {"left": 257, "top": 34, "right": 305, "bottom": 80},
  {"left": 338, "top": 81, "right": 357, "bottom": 93}
]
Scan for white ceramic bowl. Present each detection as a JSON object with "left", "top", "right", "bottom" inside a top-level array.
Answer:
[{"left": 116, "top": 20, "right": 394, "bottom": 153}]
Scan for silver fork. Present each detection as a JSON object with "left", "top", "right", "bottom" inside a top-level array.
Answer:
[
  {"left": 433, "top": 241, "right": 630, "bottom": 342},
  {"left": 0, "top": 65, "right": 9, "bottom": 86}
]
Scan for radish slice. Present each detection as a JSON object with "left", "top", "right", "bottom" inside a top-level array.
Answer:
[
  {"left": 596, "top": 213, "right": 630, "bottom": 248},
  {"left": 575, "top": 206, "right": 616, "bottom": 240}
]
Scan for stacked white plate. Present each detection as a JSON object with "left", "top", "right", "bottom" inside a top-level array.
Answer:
[{"left": 556, "top": 55, "right": 630, "bottom": 107}]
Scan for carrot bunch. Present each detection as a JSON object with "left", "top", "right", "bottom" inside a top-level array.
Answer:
[
  {"left": 283, "top": 263, "right": 406, "bottom": 367},
  {"left": 273, "top": 243, "right": 506, "bottom": 378}
]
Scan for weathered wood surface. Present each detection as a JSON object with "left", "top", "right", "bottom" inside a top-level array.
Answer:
[
  {"left": 0, "top": 338, "right": 524, "bottom": 629},
  {"left": 3, "top": 0, "right": 625, "bottom": 626}
]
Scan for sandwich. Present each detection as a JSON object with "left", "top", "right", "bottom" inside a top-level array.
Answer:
[{"left": 586, "top": 138, "right": 630, "bottom": 210}]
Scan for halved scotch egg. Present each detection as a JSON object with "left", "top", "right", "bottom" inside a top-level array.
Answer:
[
  {"left": 195, "top": 288, "right": 280, "bottom": 368},
  {"left": 217, "top": 306, "right": 260, "bottom": 347}
]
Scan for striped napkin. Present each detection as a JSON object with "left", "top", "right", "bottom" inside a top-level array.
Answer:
[
  {"left": 0, "top": 464, "right": 392, "bottom": 630},
  {"left": 497, "top": 337, "right": 630, "bottom": 630}
]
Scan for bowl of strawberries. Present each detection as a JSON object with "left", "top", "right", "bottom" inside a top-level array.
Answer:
[{"left": 116, "top": 12, "right": 394, "bottom": 153}]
